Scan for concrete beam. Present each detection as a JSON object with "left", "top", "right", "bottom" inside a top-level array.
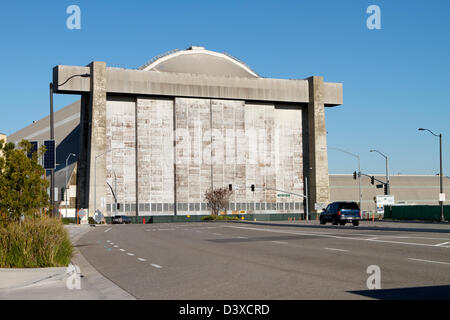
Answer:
[
  {"left": 53, "top": 65, "right": 343, "bottom": 106},
  {"left": 87, "top": 62, "right": 107, "bottom": 216},
  {"left": 307, "top": 76, "right": 330, "bottom": 212}
]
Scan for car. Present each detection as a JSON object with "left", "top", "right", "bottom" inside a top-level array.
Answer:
[
  {"left": 320, "top": 201, "right": 361, "bottom": 226},
  {"left": 112, "top": 215, "right": 132, "bottom": 224}
]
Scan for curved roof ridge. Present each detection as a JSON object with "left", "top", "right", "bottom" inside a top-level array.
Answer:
[{"left": 139, "top": 47, "right": 260, "bottom": 78}]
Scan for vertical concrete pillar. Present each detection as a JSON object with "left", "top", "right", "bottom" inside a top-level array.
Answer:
[
  {"left": 307, "top": 76, "right": 330, "bottom": 213},
  {"left": 87, "top": 61, "right": 107, "bottom": 216}
]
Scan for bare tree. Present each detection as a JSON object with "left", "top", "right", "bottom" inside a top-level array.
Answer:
[{"left": 204, "top": 187, "right": 233, "bottom": 216}]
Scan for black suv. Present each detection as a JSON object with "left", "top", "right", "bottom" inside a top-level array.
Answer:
[
  {"left": 320, "top": 201, "right": 360, "bottom": 226},
  {"left": 112, "top": 215, "right": 132, "bottom": 224}
]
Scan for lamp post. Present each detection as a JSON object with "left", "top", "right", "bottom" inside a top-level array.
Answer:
[
  {"left": 418, "top": 128, "right": 444, "bottom": 222},
  {"left": 370, "top": 149, "right": 390, "bottom": 195},
  {"left": 65, "top": 153, "right": 76, "bottom": 218},
  {"left": 49, "top": 73, "right": 90, "bottom": 217},
  {"left": 328, "top": 147, "right": 362, "bottom": 209}
]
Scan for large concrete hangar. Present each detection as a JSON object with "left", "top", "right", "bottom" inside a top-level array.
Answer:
[{"left": 9, "top": 46, "right": 344, "bottom": 217}]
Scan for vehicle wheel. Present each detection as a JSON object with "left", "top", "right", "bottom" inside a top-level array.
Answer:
[
  {"left": 339, "top": 221, "right": 346, "bottom": 226},
  {"left": 320, "top": 216, "right": 326, "bottom": 225},
  {"left": 332, "top": 216, "right": 338, "bottom": 225},
  {"left": 352, "top": 221, "right": 359, "bottom": 226}
]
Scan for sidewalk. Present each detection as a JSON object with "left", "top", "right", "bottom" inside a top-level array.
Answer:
[{"left": 0, "top": 224, "right": 135, "bottom": 300}]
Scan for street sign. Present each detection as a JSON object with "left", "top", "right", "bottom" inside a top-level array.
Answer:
[
  {"left": 439, "top": 193, "right": 446, "bottom": 202},
  {"left": 43, "top": 140, "right": 56, "bottom": 169},
  {"left": 376, "top": 184, "right": 383, "bottom": 189},
  {"left": 376, "top": 195, "right": 394, "bottom": 215},
  {"left": 315, "top": 203, "right": 326, "bottom": 210},
  {"left": 376, "top": 195, "right": 394, "bottom": 205},
  {"left": 277, "top": 193, "right": 290, "bottom": 198}
]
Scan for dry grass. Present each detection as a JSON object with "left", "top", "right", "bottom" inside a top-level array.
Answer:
[{"left": 0, "top": 216, "right": 72, "bottom": 268}]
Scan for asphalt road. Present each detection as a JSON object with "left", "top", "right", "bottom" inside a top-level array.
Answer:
[{"left": 77, "top": 220, "right": 450, "bottom": 300}]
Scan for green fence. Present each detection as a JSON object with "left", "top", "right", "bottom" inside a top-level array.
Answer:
[{"left": 384, "top": 205, "right": 450, "bottom": 221}]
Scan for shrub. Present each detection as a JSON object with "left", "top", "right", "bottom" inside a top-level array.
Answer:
[
  {"left": 0, "top": 216, "right": 72, "bottom": 268},
  {"left": 201, "top": 215, "right": 239, "bottom": 221}
]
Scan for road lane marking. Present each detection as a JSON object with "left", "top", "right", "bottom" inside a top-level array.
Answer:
[
  {"left": 225, "top": 225, "right": 450, "bottom": 249},
  {"left": 127, "top": 253, "right": 135, "bottom": 256},
  {"left": 138, "top": 258, "right": 147, "bottom": 262},
  {"left": 120, "top": 249, "right": 125, "bottom": 252},
  {"left": 113, "top": 245, "right": 119, "bottom": 248},
  {"left": 158, "top": 228, "right": 175, "bottom": 231},
  {"left": 271, "top": 241, "right": 288, "bottom": 245},
  {"left": 435, "top": 242, "right": 450, "bottom": 247},
  {"left": 235, "top": 236, "right": 248, "bottom": 239},
  {"left": 151, "top": 264, "right": 162, "bottom": 269},
  {"left": 104, "top": 227, "right": 112, "bottom": 233},
  {"left": 325, "top": 248, "right": 349, "bottom": 252},
  {"left": 106, "top": 240, "right": 110, "bottom": 242},
  {"left": 212, "top": 233, "right": 222, "bottom": 236},
  {"left": 408, "top": 258, "right": 450, "bottom": 265}
]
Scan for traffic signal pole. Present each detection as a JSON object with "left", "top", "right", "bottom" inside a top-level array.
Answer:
[{"left": 49, "top": 83, "right": 55, "bottom": 217}]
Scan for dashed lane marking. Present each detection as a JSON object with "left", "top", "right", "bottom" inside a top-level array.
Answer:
[
  {"left": 271, "top": 241, "right": 288, "bottom": 245},
  {"left": 127, "top": 253, "right": 135, "bottom": 256},
  {"left": 151, "top": 264, "right": 162, "bottom": 269},
  {"left": 104, "top": 228, "right": 112, "bottom": 233},
  {"left": 324, "top": 247, "right": 349, "bottom": 252},
  {"left": 120, "top": 249, "right": 125, "bottom": 252},
  {"left": 138, "top": 258, "right": 147, "bottom": 262}
]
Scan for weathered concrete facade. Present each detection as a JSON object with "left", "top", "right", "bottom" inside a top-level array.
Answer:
[{"left": 52, "top": 47, "right": 343, "bottom": 216}]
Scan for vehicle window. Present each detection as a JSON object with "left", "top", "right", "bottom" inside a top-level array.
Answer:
[{"left": 339, "top": 202, "right": 359, "bottom": 210}]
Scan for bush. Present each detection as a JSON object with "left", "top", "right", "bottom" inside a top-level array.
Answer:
[
  {"left": 201, "top": 215, "right": 239, "bottom": 221},
  {"left": 61, "top": 217, "right": 75, "bottom": 225},
  {"left": 0, "top": 216, "right": 72, "bottom": 268}
]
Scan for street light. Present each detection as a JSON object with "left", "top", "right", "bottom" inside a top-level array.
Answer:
[
  {"left": 49, "top": 73, "right": 90, "bottom": 216},
  {"left": 418, "top": 128, "right": 445, "bottom": 222},
  {"left": 370, "top": 149, "right": 390, "bottom": 195},
  {"left": 328, "top": 147, "right": 362, "bottom": 209},
  {"left": 65, "top": 153, "right": 76, "bottom": 218}
]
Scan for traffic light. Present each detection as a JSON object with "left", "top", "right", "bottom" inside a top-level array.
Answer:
[
  {"left": 371, "top": 176, "right": 375, "bottom": 185},
  {"left": 251, "top": 184, "right": 255, "bottom": 192},
  {"left": 353, "top": 171, "right": 357, "bottom": 180},
  {"left": 383, "top": 184, "right": 388, "bottom": 195},
  {"left": 229, "top": 184, "right": 232, "bottom": 191}
]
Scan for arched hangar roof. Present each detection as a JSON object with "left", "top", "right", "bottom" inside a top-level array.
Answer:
[{"left": 140, "top": 46, "right": 259, "bottom": 78}]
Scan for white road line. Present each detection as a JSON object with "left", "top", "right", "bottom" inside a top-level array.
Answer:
[
  {"left": 138, "top": 258, "right": 147, "bottom": 262},
  {"left": 225, "top": 225, "right": 450, "bottom": 249},
  {"left": 113, "top": 245, "right": 119, "bottom": 248},
  {"left": 110, "top": 243, "right": 114, "bottom": 245},
  {"left": 120, "top": 249, "right": 125, "bottom": 252},
  {"left": 271, "top": 241, "right": 288, "bottom": 245},
  {"left": 106, "top": 240, "right": 110, "bottom": 242},
  {"left": 212, "top": 233, "right": 222, "bottom": 236},
  {"left": 104, "top": 228, "right": 112, "bottom": 233},
  {"left": 435, "top": 242, "right": 450, "bottom": 247},
  {"left": 235, "top": 236, "right": 248, "bottom": 239},
  {"left": 127, "top": 253, "right": 135, "bottom": 256},
  {"left": 151, "top": 264, "right": 162, "bottom": 269},
  {"left": 408, "top": 258, "right": 450, "bottom": 265},
  {"left": 158, "top": 228, "right": 175, "bottom": 231},
  {"left": 325, "top": 247, "right": 349, "bottom": 252}
]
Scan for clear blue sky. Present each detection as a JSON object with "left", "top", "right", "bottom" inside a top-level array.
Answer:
[{"left": 0, "top": 0, "right": 449, "bottom": 176}]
